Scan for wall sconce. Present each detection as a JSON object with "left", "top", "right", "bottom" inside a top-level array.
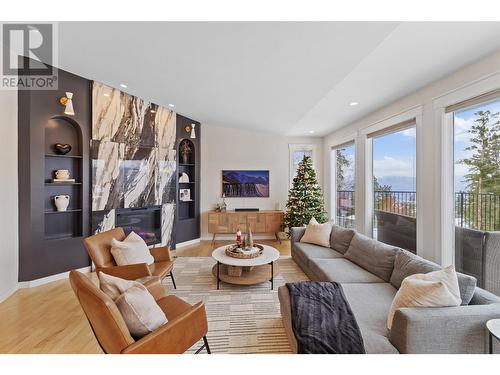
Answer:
[
  {"left": 59, "top": 92, "right": 75, "bottom": 115},
  {"left": 184, "top": 123, "right": 196, "bottom": 139}
]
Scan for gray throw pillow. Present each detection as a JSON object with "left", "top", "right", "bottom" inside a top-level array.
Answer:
[
  {"left": 344, "top": 233, "right": 399, "bottom": 282},
  {"left": 330, "top": 224, "right": 356, "bottom": 254},
  {"left": 389, "top": 249, "right": 477, "bottom": 305}
]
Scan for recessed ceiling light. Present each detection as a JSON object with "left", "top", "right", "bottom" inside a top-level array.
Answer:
[
  {"left": 309, "top": 130, "right": 315, "bottom": 134},
  {"left": 168, "top": 103, "right": 175, "bottom": 108},
  {"left": 103, "top": 93, "right": 110, "bottom": 97},
  {"left": 349, "top": 102, "right": 359, "bottom": 106},
  {"left": 120, "top": 83, "right": 127, "bottom": 88},
  {"left": 150, "top": 110, "right": 156, "bottom": 113}
]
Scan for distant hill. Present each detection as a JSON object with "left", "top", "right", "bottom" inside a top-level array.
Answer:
[{"left": 376, "top": 176, "right": 416, "bottom": 192}]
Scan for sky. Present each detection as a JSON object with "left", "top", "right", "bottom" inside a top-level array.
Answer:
[
  {"left": 334, "top": 99, "right": 500, "bottom": 193},
  {"left": 454, "top": 99, "right": 500, "bottom": 192}
]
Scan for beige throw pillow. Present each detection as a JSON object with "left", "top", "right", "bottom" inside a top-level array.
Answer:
[
  {"left": 98, "top": 271, "right": 141, "bottom": 301},
  {"left": 111, "top": 231, "right": 154, "bottom": 266},
  {"left": 115, "top": 284, "right": 168, "bottom": 337},
  {"left": 98, "top": 272, "right": 167, "bottom": 337},
  {"left": 387, "top": 266, "right": 462, "bottom": 330},
  {"left": 300, "top": 218, "right": 332, "bottom": 248}
]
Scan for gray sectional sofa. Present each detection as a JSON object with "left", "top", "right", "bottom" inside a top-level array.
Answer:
[{"left": 278, "top": 225, "right": 500, "bottom": 354}]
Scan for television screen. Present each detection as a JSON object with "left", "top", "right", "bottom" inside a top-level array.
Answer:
[{"left": 222, "top": 170, "right": 270, "bottom": 198}]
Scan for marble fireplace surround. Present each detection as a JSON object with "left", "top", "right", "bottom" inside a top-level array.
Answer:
[{"left": 91, "top": 82, "right": 177, "bottom": 248}]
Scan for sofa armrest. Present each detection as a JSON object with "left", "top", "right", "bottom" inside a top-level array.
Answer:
[
  {"left": 290, "top": 227, "right": 306, "bottom": 249},
  {"left": 389, "top": 303, "right": 500, "bottom": 353},
  {"left": 97, "top": 263, "right": 152, "bottom": 280},
  {"left": 149, "top": 246, "right": 173, "bottom": 262},
  {"left": 122, "top": 302, "right": 208, "bottom": 354}
]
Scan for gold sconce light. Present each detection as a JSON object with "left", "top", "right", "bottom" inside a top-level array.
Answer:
[
  {"left": 59, "top": 92, "right": 75, "bottom": 116},
  {"left": 185, "top": 123, "right": 196, "bottom": 139}
]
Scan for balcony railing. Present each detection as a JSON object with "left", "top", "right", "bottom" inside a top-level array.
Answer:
[
  {"left": 337, "top": 190, "right": 500, "bottom": 231},
  {"left": 335, "top": 189, "right": 500, "bottom": 295}
]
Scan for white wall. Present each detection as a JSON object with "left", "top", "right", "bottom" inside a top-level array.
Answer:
[
  {"left": 0, "top": 88, "right": 18, "bottom": 302},
  {"left": 323, "top": 50, "right": 500, "bottom": 263},
  {"left": 200, "top": 124, "right": 323, "bottom": 239}
]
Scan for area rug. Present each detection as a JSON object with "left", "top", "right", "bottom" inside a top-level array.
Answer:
[{"left": 164, "top": 256, "right": 308, "bottom": 354}]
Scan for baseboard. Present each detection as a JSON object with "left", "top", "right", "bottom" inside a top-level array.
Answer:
[
  {"left": 0, "top": 285, "right": 18, "bottom": 303},
  {"left": 17, "top": 266, "right": 92, "bottom": 289},
  {"left": 175, "top": 238, "right": 201, "bottom": 248}
]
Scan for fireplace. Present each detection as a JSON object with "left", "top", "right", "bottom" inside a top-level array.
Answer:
[{"left": 115, "top": 206, "right": 162, "bottom": 245}]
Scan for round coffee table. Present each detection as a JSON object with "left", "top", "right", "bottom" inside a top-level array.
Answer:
[
  {"left": 212, "top": 244, "right": 280, "bottom": 290},
  {"left": 487, "top": 319, "right": 500, "bottom": 354}
]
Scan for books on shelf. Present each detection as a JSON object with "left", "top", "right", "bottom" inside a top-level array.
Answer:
[{"left": 52, "top": 178, "right": 76, "bottom": 183}]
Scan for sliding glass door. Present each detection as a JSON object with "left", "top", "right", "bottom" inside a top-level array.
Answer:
[
  {"left": 371, "top": 125, "right": 417, "bottom": 253},
  {"left": 452, "top": 98, "right": 500, "bottom": 295}
]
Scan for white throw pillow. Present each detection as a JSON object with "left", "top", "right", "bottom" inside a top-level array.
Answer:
[
  {"left": 300, "top": 218, "right": 332, "bottom": 248},
  {"left": 98, "top": 271, "right": 142, "bottom": 301},
  {"left": 98, "top": 272, "right": 167, "bottom": 338},
  {"left": 387, "top": 265, "right": 462, "bottom": 330},
  {"left": 115, "top": 284, "right": 168, "bottom": 337},
  {"left": 111, "top": 231, "right": 154, "bottom": 266}
]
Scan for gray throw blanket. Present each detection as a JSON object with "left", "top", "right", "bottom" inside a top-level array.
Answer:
[{"left": 286, "top": 281, "right": 365, "bottom": 354}]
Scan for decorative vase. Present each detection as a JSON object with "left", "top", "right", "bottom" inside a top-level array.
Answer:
[{"left": 54, "top": 195, "right": 70, "bottom": 211}]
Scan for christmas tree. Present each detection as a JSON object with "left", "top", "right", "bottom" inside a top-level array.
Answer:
[{"left": 284, "top": 155, "right": 327, "bottom": 231}]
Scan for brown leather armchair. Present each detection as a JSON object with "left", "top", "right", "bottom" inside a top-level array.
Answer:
[
  {"left": 83, "top": 228, "right": 176, "bottom": 289},
  {"left": 69, "top": 270, "right": 210, "bottom": 354}
]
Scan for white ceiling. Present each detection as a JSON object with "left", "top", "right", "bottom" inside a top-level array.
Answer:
[{"left": 57, "top": 22, "right": 500, "bottom": 137}]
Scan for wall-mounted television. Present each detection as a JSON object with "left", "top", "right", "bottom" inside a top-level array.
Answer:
[{"left": 222, "top": 170, "right": 270, "bottom": 198}]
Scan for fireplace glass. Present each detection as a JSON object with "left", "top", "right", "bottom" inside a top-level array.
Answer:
[{"left": 115, "top": 206, "right": 162, "bottom": 246}]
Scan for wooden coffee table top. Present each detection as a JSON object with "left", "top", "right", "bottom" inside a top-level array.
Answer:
[{"left": 212, "top": 244, "right": 280, "bottom": 267}]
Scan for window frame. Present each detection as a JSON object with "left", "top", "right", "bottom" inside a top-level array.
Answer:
[
  {"left": 288, "top": 143, "right": 319, "bottom": 189},
  {"left": 434, "top": 72, "right": 500, "bottom": 265}
]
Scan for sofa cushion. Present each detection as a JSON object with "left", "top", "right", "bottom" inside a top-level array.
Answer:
[
  {"left": 390, "top": 250, "right": 477, "bottom": 305},
  {"left": 300, "top": 218, "right": 332, "bottom": 248},
  {"left": 342, "top": 283, "right": 399, "bottom": 354},
  {"left": 344, "top": 233, "right": 399, "bottom": 282},
  {"left": 330, "top": 224, "right": 356, "bottom": 254},
  {"left": 309, "top": 258, "right": 386, "bottom": 283},
  {"left": 294, "top": 242, "right": 344, "bottom": 263}
]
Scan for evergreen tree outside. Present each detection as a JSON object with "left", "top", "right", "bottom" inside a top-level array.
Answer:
[
  {"left": 457, "top": 109, "right": 500, "bottom": 231},
  {"left": 284, "top": 155, "right": 327, "bottom": 231}
]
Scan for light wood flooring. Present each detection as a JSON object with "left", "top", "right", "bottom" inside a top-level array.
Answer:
[{"left": 0, "top": 239, "right": 290, "bottom": 354}]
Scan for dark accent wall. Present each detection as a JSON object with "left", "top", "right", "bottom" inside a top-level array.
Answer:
[
  {"left": 176, "top": 115, "right": 201, "bottom": 243},
  {"left": 18, "top": 61, "right": 91, "bottom": 281}
]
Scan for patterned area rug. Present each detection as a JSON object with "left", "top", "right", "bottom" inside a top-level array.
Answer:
[{"left": 165, "top": 256, "right": 308, "bottom": 354}]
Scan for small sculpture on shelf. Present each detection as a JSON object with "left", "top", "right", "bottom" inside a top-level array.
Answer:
[
  {"left": 54, "top": 195, "right": 70, "bottom": 211},
  {"left": 179, "top": 172, "right": 190, "bottom": 183},
  {"left": 54, "top": 143, "right": 72, "bottom": 155},
  {"left": 245, "top": 223, "right": 254, "bottom": 249},
  {"left": 53, "top": 169, "right": 75, "bottom": 183},
  {"left": 215, "top": 194, "right": 227, "bottom": 212}
]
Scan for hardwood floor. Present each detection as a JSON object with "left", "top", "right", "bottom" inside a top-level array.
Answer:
[{"left": 0, "top": 239, "right": 290, "bottom": 354}]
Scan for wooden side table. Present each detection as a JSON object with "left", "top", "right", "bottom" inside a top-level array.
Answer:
[{"left": 486, "top": 319, "right": 500, "bottom": 354}]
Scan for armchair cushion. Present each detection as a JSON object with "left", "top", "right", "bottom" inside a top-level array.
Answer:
[
  {"left": 111, "top": 231, "right": 154, "bottom": 266},
  {"left": 97, "top": 263, "right": 152, "bottom": 280},
  {"left": 115, "top": 283, "right": 168, "bottom": 338},
  {"left": 98, "top": 271, "right": 141, "bottom": 300}
]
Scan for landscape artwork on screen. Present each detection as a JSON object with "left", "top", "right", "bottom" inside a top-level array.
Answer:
[{"left": 222, "top": 170, "right": 270, "bottom": 198}]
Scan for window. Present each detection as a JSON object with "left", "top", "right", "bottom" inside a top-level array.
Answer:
[
  {"left": 289, "top": 144, "right": 317, "bottom": 188},
  {"left": 370, "top": 124, "right": 417, "bottom": 253},
  {"left": 331, "top": 143, "right": 355, "bottom": 228},
  {"left": 451, "top": 97, "right": 500, "bottom": 295}
]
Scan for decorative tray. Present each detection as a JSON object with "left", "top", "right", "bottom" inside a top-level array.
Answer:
[{"left": 225, "top": 244, "right": 264, "bottom": 259}]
